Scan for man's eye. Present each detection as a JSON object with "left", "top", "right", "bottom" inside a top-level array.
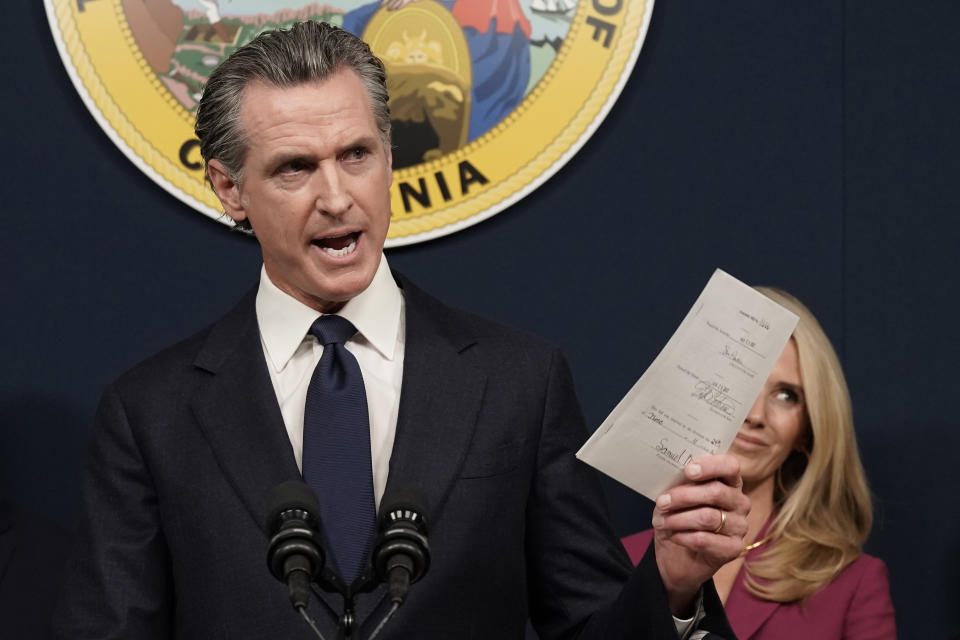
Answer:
[
  {"left": 277, "top": 160, "right": 307, "bottom": 174},
  {"left": 344, "top": 148, "right": 367, "bottom": 162}
]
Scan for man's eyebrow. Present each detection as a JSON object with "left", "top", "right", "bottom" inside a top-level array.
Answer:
[
  {"left": 340, "top": 134, "right": 381, "bottom": 152},
  {"left": 264, "top": 151, "right": 314, "bottom": 169}
]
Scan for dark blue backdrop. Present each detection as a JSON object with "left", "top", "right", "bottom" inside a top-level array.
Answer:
[{"left": 2, "top": 1, "right": 957, "bottom": 637}]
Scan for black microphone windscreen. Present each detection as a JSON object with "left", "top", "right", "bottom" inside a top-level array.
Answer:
[
  {"left": 377, "top": 486, "right": 429, "bottom": 532},
  {"left": 266, "top": 480, "right": 322, "bottom": 531}
]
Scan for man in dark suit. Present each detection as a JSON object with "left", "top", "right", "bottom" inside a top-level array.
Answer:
[{"left": 54, "top": 21, "right": 749, "bottom": 639}]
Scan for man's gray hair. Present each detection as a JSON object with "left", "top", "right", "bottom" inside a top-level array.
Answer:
[{"left": 195, "top": 20, "right": 391, "bottom": 188}]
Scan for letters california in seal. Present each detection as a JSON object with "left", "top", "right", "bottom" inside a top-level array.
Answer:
[{"left": 45, "top": 0, "right": 653, "bottom": 246}]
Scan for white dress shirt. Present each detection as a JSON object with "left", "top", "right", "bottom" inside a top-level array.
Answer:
[{"left": 255, "top": 255, "right": 405, "bottom": 510}]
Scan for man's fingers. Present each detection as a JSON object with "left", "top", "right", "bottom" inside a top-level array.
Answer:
[
  {"left": 654, "top": 454, "right": 746, "bottom": 515},
  {"left": 656, "top": 479, "right": 749, "bottom": 515},
  {"left": 651, "top": 455, "right": 752, "bottom": 580},
  {"left": 661, "top": 529, "right": 746, "bottom": 557},
  {"left": 682, "top": 454, "right": 742, "bottom": 487},
  {"left": 652, "top": 504, "right": 748, "bottom": 538},
  {"left": 652, "top": 452, "right": 750, "bottom": 541}
]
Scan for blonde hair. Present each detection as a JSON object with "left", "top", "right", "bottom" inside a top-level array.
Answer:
[{"left": 743, "top": 287, "right": 873, "bottom": 602}]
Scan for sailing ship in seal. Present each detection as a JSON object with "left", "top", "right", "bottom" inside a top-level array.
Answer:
[{"left": 530, "top": 0, "right": 576, "bottom": 13}]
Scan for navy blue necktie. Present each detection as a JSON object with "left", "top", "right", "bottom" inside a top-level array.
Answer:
[{"left": 302, "top": 315, "right": 376, "bottom": 582}]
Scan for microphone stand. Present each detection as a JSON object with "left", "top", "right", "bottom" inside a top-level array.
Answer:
[
  {"left": 295, "top": 570, "right": 397, "bottom": 640},
  {"left": 333, "top": 568, "right": 381, "bottom": 639},
  {"left": 326, "top": 568, "right": 406, "bottom": 640},
  {"left": 365, "top": 602, "right": 400, "bottom": 640}
]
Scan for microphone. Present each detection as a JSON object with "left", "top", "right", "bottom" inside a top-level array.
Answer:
[
  {"left": 266, "top": 480, "right": 326, "bottom": 612},
  {"left": 372, "top": 487, "right": 430, "bottom": 606}
]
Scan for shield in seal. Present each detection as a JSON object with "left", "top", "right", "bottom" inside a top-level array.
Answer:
[{"left": 44, "top": 0, "right": 654, "bottom": 246}]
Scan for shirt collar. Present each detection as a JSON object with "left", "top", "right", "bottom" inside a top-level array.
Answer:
[{"left": 255, "top": 255, "right": 402, "bottom": 373}]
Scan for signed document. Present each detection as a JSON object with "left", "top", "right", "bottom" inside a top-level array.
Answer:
[{"left": 577, "top": 270, "right": 799, "bottom": 500}]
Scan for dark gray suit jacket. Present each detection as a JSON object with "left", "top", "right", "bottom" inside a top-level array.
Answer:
[{"left": 53, "top": 273, "right": 711, "bottom": 639}]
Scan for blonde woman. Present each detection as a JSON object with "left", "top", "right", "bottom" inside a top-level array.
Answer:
[{"left": 623, "top": 288, "right": 896, "bottom": 639}]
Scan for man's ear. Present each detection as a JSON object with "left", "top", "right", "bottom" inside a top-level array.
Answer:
[{"left": 207, "top": 159, "right": 246, "bottom": 223}]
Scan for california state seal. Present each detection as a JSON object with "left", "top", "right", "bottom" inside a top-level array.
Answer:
[{"left": 45, "top": 0, "right": 653, "bottom": 246}]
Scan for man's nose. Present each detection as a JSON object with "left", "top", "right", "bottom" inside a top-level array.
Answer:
[{"left": 313, "top": 165, "right": 352, "bottom": 217}]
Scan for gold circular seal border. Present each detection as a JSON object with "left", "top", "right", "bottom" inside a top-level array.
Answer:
[
  {"left": 44, "top": 0, "right": 221, "bottom": 220},
  {"left": 44, "top": 0, "right": 654, "bottom": 247}
]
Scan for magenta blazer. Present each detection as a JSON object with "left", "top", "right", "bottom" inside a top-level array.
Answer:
[{"left": 622, "top": 530, "right": 897, "bottom": 640}]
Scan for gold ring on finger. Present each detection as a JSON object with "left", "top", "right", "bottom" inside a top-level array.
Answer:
[{"left": 712, "top": 508, "right": 726, "bottom": 534}]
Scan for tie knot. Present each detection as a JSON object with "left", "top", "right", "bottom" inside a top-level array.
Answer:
[{"left": 309, "top": 315, "right": 358, "bottom": 346}]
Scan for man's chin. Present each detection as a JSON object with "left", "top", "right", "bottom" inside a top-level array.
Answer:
[{"left": 308, "top": 270, "right": 378, "bottom": 311}]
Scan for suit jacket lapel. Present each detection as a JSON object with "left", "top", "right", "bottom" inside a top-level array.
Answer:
[
  {"left": 190, "top": 289, "right": 302, "bottom": 533},
  {"left": 384, "top": 275, "right": 487, "bottom": 525},
  {"left": 725, "top": 555, "right": 781, "bottom": 639}
]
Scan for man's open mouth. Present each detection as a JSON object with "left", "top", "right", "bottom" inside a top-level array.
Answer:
[{"left": 313, "top": 232, "right": 359, "bottom": 257}]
